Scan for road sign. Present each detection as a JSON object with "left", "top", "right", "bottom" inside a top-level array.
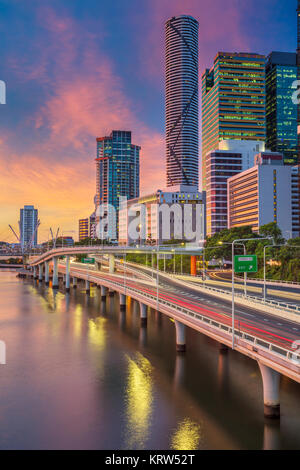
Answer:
[
  {"left": 234, "top": 255, "right": 257, "bottom": 273},
  {"left": 82, "top": 258, "right": 95, "bottom": 264}
]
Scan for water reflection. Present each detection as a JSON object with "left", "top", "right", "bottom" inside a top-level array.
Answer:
[
  {"left": 170, "top": 418, "right": 202, "bottom": 450},
  {"left": 124, "top": 353, "right": 154, "bottom": 449}
]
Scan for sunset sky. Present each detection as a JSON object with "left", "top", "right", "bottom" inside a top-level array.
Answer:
[{"left": 0, "top": 0, "right": 297, "bottom": 242}]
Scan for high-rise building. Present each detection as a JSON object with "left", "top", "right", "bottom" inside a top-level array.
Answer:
[
  {"left": 20, "top": 205, "right": 38, "bottom": 248},
  {"left": 205, "top": 140, "right": 265, "bottom": 236},
  {"left": 95, "top": 130, "right": 140, "bottom": 239},
  {"left": 227, "top": 152, "right": 293, "bottom": 236},
  {"left": 291, "top": 165, "right": 300, "bottom": 237},
  {"left": 266, "top": 52, "right": 298, "bottom": 165},
  {"left": 78, "top": 218, "right": 89, "bottom": 241},
  {"left": 165, "top": 15, "right": 199, "bottom": 190},
  {"left": 296, "top": 0, "right": 300, "bottom": 162},
  {"left": 202, "top": 52, "right": 266, "bottom": 190}
]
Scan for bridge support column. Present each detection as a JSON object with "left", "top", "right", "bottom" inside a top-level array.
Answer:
[
  {"left": 33, "top": 266, "right": 38, "bottom": 280},
  {"left": 109, "top": 289, "right": 115, "bottom": 297},
  {"left": 140, "top": 302, "right": 147, "bottom": 327},
  {"left": 120, "top": 293, "right": 126, "bottom": 310},
  {"left": 45, "top": 261, "right": 49, "bottom": 286},
  {"left": 38, "top": 264, "right": 43, "bottom": 281},
  {"left": 85, "top": 279, "right": 90, "bottom": 294},
  {"left": 109, "top": 255, "right": 115, "bottom": 274},
  {"left": 72, "top": 277, "right": 77, "bottom": 289},
  {"left": 174, "top": 320, "right": 186, "bottom": 353},
  {"left": 65, "top": 256, "right": 70, "bottom": 292},
  {"left": 258, "top": 362, "right": 280, "bottom": 419},
  {"left": 52, "top": 257, "right": 59, "bottom": 289},
  {"left": 100, "top": 285, "right": 107, "bottom": 300}
]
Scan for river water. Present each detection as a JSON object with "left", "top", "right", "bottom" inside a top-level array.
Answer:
[{"left": 0, "top": 271, "right": 299, "bottom": 450}]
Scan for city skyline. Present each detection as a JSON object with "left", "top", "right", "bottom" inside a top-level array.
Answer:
[{"left": 0, "top": 0, "right": 298, "bottom": 242}]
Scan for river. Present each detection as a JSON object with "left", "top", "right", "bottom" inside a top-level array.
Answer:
[{"left": 0, "top": 271, "right": 299, "bottom": 450}]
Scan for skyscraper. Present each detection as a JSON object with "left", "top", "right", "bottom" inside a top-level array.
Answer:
[
  {"left": 202, "top": 52, "right": 266, "bottom": 190},
  {"left": 95, "top": 130, "right": 140, "bottom": 239},
  {"left": 20, "top": 205, "right": 38, "bottom": 248},
  {"left": 297, "top": 0, "right": 300, "bottom": 162},
  {"left": 165, "top": 15, "right": 199, "bottom": 190},
  {"left": 266, "top": 52, "right": 298, "bottom": 165}
]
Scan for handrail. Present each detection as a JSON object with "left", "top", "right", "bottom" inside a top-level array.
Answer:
[{"left": 68, "top": 267, "right": 300, "bottom": 369}]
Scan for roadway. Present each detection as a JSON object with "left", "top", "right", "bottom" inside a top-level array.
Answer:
[
  {"left": 174, "top": 270, "right": 300, "bottom": 308},
  {"left": 63, "top": 260, "right": 300, "bottom": 353}
]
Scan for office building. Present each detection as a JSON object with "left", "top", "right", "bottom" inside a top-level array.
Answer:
[
  {"left": 202, "top": 52, "right": 266, "bottom": 190},
  {"left": 119, "top": 187, "right": 205, "bottom": 245},
  {"left": 20, "top": 205, "right": 38, "bottom": 248},
  {"left": 79, "top": 218, "right": 89, "bottom": 241},
  {"left": 227, "top": 152, "right": 293, "bottom": 235},
  {"left": 266, "top": 51, "right": 298, "bottom": 165},
  {"left": 291, "top": 165, "right": 300, "bottom": 238},
  {"left": 165, "top": 15, "right": 199, "bottom": 189},
  {"left": 205, "top": 140, "right": 265, "bottom": 236},
  {"left": 95, "top": 130, "right": 140, "bottom": 239}
]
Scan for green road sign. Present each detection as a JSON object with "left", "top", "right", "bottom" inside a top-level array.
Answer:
[
  {"left": 234, "top": 255, "right": 257, "bottom": 273},
  {"left": 82, "top": 258, "right": 95, "bottom": 264}
]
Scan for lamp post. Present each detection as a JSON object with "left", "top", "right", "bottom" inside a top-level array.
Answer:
[
  {"left": 218, "top": 241, "right": 247, "bottom": 296},
  {"left": 231, "top": 237, "right": 272, "bottom": 350}
]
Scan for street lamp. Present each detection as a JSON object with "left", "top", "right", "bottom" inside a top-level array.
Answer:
[
  {"left": 218, "top": 241, "right": 247, "bottom": 296},
  {"left": 231, "top": 237, "right": 273, "bottom": 350}
]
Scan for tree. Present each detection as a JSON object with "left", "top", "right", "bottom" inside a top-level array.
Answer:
[{"left": 259, "top": 222, "right": 284, "bottom": 245}]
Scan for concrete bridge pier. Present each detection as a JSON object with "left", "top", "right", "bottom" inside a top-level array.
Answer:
[
  {"left": 140, "top": 302, "right": 148, "bottom": 326},
  {"left": 52, "top": 257, "right": 59, "bottom": 289},
  {"left": 38, "top": 264, "right": 43, "bottom": 282},
  {"left": 119, "top": 293, "right": 126, "bottom": 310},
  {"left": 65, "top": 256, "right": 70, "bottom": 292},
  {"left": 100, "top": 285, "right": 107, "bottom": 300},
  {"left": 109, "top": 255, "right": 115, "bottom": 274},
  {"left": 45, "top": 261, "right": 49, "bottom": 286},
  {"left": 85, "top": 279, "right": 90, "bottom": 294},
  {"left": 33, "top": 266, "right": 38, "bottom": 280},
  {"left": 72, "top": 277, "right": 77, "bottom": 289},
  {"left": 174, "top": 320, "right": 186, "bottom": 353},
  {"left": 258, "top": 362, "right": 281, "bottom": 419}
]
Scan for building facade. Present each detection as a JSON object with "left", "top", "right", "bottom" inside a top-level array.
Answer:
[
  {"left": 95, "top": 130, "right": 140, "bottom": 239},
  {"left": 78, "top": 218, "right": 89, "bottom": 241},
  {"left": 205, "top": 140, "right": 265, "bottom": 236},
  {"left": 20, "top": 205, "right": 38, "bottom": 248},
  {"left": 165, "top": 15, "right": 199, "bottom": 190},
  {"left": 291, "top": 165, "right": 300, "bottom": 238},
  {"left": 119, "top": 187, "right": 205, "bottom": 245},
  {"left": 266, "top": 51, "right": 298, "bottom": 165},
  {"left": 227, "top": 153, "right": 293, "bottom": 236},
  {"left": 202, "top": 52, "right": 266, "bottom": 190}
]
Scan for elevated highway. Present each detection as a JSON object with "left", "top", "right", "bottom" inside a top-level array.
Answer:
[{"left": 25, "top": 246, "right": 300, "bottom": 419}]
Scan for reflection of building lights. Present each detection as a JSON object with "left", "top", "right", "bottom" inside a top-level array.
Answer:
[
  {"left": 124, "top": 353, "right": 154, "bottom": 449},
  {"left": 88, "top": 318, "right": 107, "bottom": 350},
  {"left": 170, "top": 418, "right": 202, "bottom": 450},
  {"left": 73, "top": 304, "right": 83, "bottom": 337}
]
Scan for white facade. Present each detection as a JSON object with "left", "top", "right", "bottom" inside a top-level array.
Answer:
[
  {"left": 228, "top": 154, "right": 293, "bottom": 235},
  {"left": 119, "top": 188, "right": 205, "bottom": 245},
  {"left": 218, "top": 139, "right": 265, "bottom": 170}
]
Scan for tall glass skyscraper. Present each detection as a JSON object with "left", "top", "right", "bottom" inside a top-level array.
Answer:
[
  {"left": 266, "top": 52, "right": 298, "bottom": 165},
  {"left": 165, "top": 15, "right": 199, "bottom": 190},
  {"left": 95, "top": 130, "right": 140, "bottom": 238},
  {"left": 20, "top": 205, "right": 38, "bottom": 248},
  {"left": 202, "top": 52, "right": 266, "bottom": 190}
]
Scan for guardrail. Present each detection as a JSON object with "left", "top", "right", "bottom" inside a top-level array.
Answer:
[
  {"left": 114, "top": 261, "right": 300, "bottom": 315},
  {"left": 71, "top": 268, "right": 300, "bottom": 369}
]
